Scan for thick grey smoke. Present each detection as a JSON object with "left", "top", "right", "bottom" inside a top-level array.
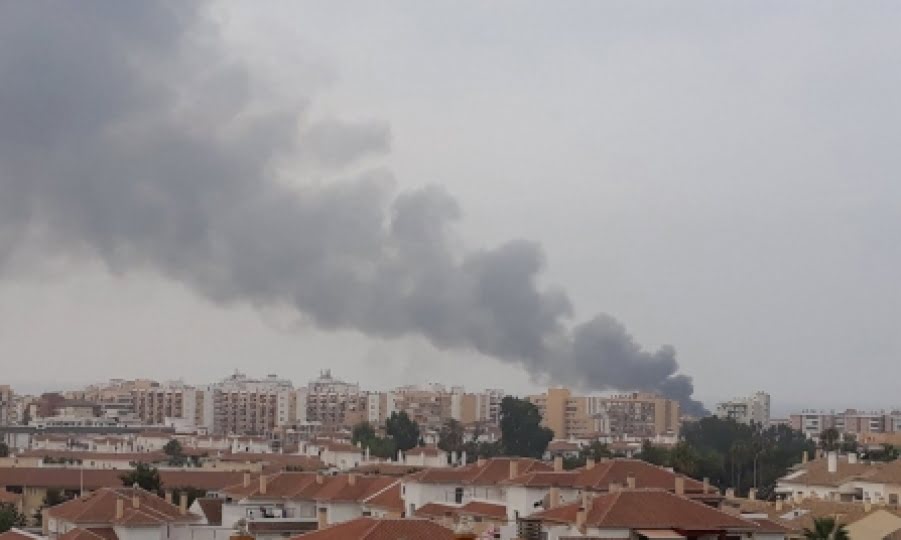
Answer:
[{"left": 0, "top": 2, "right": 706, "bottom": 415}]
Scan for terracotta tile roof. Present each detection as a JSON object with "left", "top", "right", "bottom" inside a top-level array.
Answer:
[
  {"left": 362, "top": 482, "right": 403, "bottom": 513},
  {"left": 46, "top": 487, "right": 198, "bottom": 526},
  {"left": 728, "top": 497, "right": 901, "bottom": 533},
  {"left": 458, "top": 501, "right": 507, "bottom": 520},
  {"left": 313, "top": 475, "right": 396, "bottom": 503},
  {"left": 547, "top": 441, "right": 581, "bottom": 452},
  {"left": 218, "top": 453, "right": 323, "bottom": 470},
  {"left": 501, "top": 471, "right": 581, "bottom": 488},
  {"left": 408, "top": 458, "right": 551, "bottom": 486},
  {"left": 781, "top": 456, "right": 901, "bottom": 487},
  {"left": 19, "top": 450, "right": 168, "bottom": 463},
  {"left": 0, "top": 467, "right": 245, "bottom": 491},
  {"left": 293, "top": 517, "right": 455, "bottom": 540},
  {"left": 58, "top": 529, "right": 115, "bottom": 540},
  {"left": 414, "top": 502, "right": 456, "bottom": 519},
  {"left": 220, "top": 472, "right": 319, "bottom": 500},
  {"left": 246, "top": 521, "right": 317, "bottom": 534},
  {"left": 532, "top": 489, "right": 755, "bottom": 531},
  {"left": 319, "top": 442, "right": 362, "bottom": 453},
  {"left": 351, "top": 463, "right": 424, "bottom": 476},
  {"left": 0, "top": 489, "right": 21, "bottom": 504},
  {"left": 746, "top": 517, "right": 794, "bottom": 534},
  {"left": 194, "top": 498, "right": 223, "bottom": 525},
  {"left": 570, "top": 459, "right": 709, "bottom": 493}
]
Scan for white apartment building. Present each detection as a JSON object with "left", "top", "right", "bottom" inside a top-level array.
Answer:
[{"left": 715, "top": 391, "right": 771, "bottom": 426}]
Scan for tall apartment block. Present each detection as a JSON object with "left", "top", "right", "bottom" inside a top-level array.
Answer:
[
  {"left": 715, "top": 391, "right": 771, "bottom": 426},
  {"left": 529, "top": 388, "right": 681, "bottom": 440}
]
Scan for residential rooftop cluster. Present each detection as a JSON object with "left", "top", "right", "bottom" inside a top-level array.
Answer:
[{"left": 2, "top": 378, "right": 901, "bottom": 539}]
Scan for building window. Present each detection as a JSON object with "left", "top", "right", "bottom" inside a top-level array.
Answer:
[{"left": 455, "top": 487, "right": 464, "bottom": 504}]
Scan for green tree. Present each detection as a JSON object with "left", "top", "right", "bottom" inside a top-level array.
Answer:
[
  {"left": 0, "top": 503, "right": 26, "bottom": 533},
  {"left": 803, "top": 517, "right": 849, "bottom": 540},
  {"left": 352, "top": 422, "right": 376, "bottom": 446},
  {"left": 120, "top": 463, "right": 162, "bottom": 492},
  {"left": 0, "top": 442, "right": 8, "bottom": 458},
  {"left": 386, "top": 411, "right": 420, "bottom": 452},
  {"left": 499, "top": 396, "right": 553, "bottom": 458},
  {"left": 438, "top": 419, "right": 465, "bottom": 454},
  {"left": 820, "top": 428, "right": 840, "bottom": 452},
  {"left": 163, "top": 439, "right": 186, "bottom": 467},
  {"left": 640, "top": 440, "right": 671, "bottom": 466},
  {"left": 43, "top": 488, "right": 67, "bottom": 507}
]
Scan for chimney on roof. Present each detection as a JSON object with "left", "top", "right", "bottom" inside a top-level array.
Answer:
[
  {"left": 864, "top": 499, "right": 872, "bottom": 512},
  {"left": 553, "top": 456, "right": 563, "bottom": 472},
  {"left": 848, "top": 453, "right": 858, "bottom": 465},
  {"left": 243, "top": 472, "right": 251, "bottom": 488},
  {"left": 609, "top": 483, "right": 621, "bottom": 493},
  {"left": 165, "top": 491, "right": 173, "bottom": 505},
  {"left": 626, "top": 475, "right": 636, "bottom": 489},
  {"left": 348, "top": 474, "right": 357, "bottom": 486},
  {"left": 675, "top": 476, "right": 685, "bottom": 496},
  {"left": 749, "top": 488, "right": 757, "bottom": 501},
  {"left": 775, "top": 497, "right": 783, "bottom": 511},
  {"left": 827, "top": 452, "right": 838, "bottom": 474},
  {"left": 509, "top": 460, "right": 519, "bottom": 480},
  {"left": 802, "top": 450, "right": 808, "bottom": 464},
  {"left": 179, "top": 492, "right": 187, "bottom": 516},
  {"left": 585, "top": 457, "right": 595, "bottom": 470},
  {"left": 116, "top": 498, "right": 124, "bottom": 520},
  {"left": 132, "top": 492, "right": 140, "bottom": 509},
  {"left": 461, "top": 450, "right": 467, "bottom": 465},
  {"left": 259, "top": 475, "right": 268, "bottom": 495},
  {"left": 316, "top": 474, "right": 324, "bottom": 485},
  {"left": 476, "top": 457, "right": 486, "bottom": 468},
  {"left": 702, "top": 477, "right": 710, "bottom": 493},
  {"left": 576, "top": 496, "right": 588, "bottom": 532},
  {"left": 725, "top": 488, "right": 735, "bottom": 499},
  {"left": 548, "top": 487, "right": 560, "bottom": 509}
]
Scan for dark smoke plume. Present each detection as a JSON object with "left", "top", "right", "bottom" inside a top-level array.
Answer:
[{"left": 0, "top": 2, "right": 707, "bottom": 416}]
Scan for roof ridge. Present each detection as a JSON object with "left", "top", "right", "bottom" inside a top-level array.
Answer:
[
  {"left": 361, "top": 479, "right": 400, "bottom": 503},
  {"left": 591, "top": 489, "right": 621, "bottom": 525}
]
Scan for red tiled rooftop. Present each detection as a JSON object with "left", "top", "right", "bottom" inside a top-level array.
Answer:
[
  {"left": 532, "top": 489, "right": 755, "bottom": 531},
  {"left": 362, "top": 482, "right": 403, "bottom": 514},
  {"left": 293, "top": 517, "right": 454, "bottom": 540},
  {"left": 47, "top": 487, "right": 198, "bottom": 526},
  {"left": 408, "top": 457, "right": 550, "bottom": 486}
]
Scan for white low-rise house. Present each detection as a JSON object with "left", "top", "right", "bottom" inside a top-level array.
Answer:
[
  {"left": 228, "top": 436, "right": 269, "bottom": 454},
  {"left": 134, "top": 432, "right": 172, "bottom": 453},
  {"left": 403, "top": 447, "right": 448, "bottom": 468},
  {"left": 776, "top": 452, "right": 901, "bottom": 505},
  {"left": 31, "top": 435, "right": 70, "bottom": 451},
  {"left": 402, "top": 457, "right": 551, "bottom": 517},
  {"left": 217, "top": 470, "right": 399, "bottom": 535},
  {"left": 315, "top": 441, "right": 364, "bottom": 470}
]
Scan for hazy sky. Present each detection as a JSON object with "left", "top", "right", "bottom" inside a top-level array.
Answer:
[{"left": 1, "top": 2, "right": 899, "bottom": 415}]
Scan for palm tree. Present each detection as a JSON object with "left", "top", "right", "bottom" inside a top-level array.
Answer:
[{"left": 803, "top": 517, "right": 849, "bottom": 540}]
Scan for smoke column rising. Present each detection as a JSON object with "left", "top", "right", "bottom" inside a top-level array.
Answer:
[{"left": 0, "top": 2, "right": 707, "bottom": 415}]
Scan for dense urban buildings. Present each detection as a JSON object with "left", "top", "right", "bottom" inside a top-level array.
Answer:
[{"left": 529, "top": 388, "right": 681, "bottom": 440}]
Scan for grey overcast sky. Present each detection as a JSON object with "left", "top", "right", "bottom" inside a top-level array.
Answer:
[{"left": 1, "top": 1, "right": 899, "bottom": 416}]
